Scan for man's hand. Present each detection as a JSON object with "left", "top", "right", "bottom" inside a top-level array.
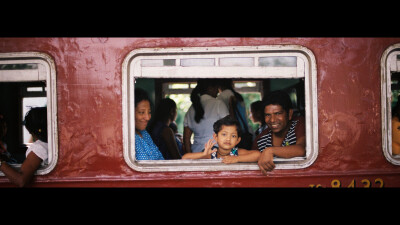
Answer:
[{"left": 257, "top": 148, "right": 275, "bottom": 175}]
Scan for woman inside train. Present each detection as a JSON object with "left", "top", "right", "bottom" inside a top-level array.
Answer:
[
  {"left": 134, "top": 88, "right": 164, "bottom": 160},
  {"left": 148, "top": 98, "right": 182, "bottom": 159},
  {"left": 183, "top": 79, "right": 229, "bottom": 154},
  {"left": 0, "top": 107, "right": 48, "bottom": 187}
]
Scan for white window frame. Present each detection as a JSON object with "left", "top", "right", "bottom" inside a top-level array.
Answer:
[
  {"left": 122, "top": 45, "right": 318, "bottom": 172},
  {"left": 0, "top": 52, "right": 58, "bottom": 175},
  {"left": 381, "top": 43, "right": 400, "bottom": 165}
]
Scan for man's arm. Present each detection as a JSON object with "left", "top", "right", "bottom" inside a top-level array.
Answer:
[{"left": 258, "top": 136, "right": 305, "bottom": 175}]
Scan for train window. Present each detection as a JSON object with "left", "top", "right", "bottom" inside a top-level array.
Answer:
[
  {"left": 122, "top": 45, "right": 318, "bottom": 172},
  {"left": 0, "top": 52, "right": 58, "bottom": 176},
  {"left": 382, "top": 43, "right": 400, "bottom": 165}
]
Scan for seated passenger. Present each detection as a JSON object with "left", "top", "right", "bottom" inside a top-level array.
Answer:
[
  {"left": 182, "top": 115, "right": 260, "bottom": 164},
  {"left": 148, "top": 98, "right": 182, "bottom": 159},
  {"left": 253, "top": 90, "right": 306, "bottom": 174},
  {"left": 0, "top": 107, "right": 48, "bottom": 187},
  {"left": 169, "top": 122, "right": 184, "bottom": 156},
  {"left": 250, "top": 100, "right": 268, "bottom": 136},
  {"left": 134, "top": 88, "right": 164, "bottom": 160}
]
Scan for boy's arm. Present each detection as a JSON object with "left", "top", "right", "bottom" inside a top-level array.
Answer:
[
  {"left": 181, "top": 139, "right": 217, "bottom": 160},
  {"left": 222, "top": 149, "right": 261, "bottom": 164},
  {"left": 181, "top": 151, "right": 209, "bottom": 159}
]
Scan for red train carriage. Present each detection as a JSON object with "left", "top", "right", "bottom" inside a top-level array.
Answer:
[{"left": 0, "top": 37, "right": 400, "bottom": 187}]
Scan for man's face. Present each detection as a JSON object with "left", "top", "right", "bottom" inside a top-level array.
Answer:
[{"left": 264, "top": 104, "right": 293, "bottom": 135}]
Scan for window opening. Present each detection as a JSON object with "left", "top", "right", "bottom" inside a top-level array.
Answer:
[
  {"left": 382, "top": 44, "right": 400, "bottom": 165},
  {"left": 122, "top": 45, "right": 318, "bottom": 172},
  {"left": 0, "top": 52, "right": 58, "bottom": 175}
]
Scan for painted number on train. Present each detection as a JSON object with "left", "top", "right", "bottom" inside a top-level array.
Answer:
[{"left": 309, "top": 178, "right": 384, "bottom": 188}]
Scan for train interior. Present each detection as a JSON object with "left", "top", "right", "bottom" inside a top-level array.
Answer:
[
  {"left": 135, "top": 77, "right": 305, "bottom": 137},
  {"left": 0, "top": 81, "right": 47, "bottom": 164},
  {"left": 391, "top": 72, "right": 400, "bottom": 109}
]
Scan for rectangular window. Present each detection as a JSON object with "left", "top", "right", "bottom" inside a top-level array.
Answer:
[
  {"left": 0, "top": 52, "right": 58, "bottom": 175},
  {"left": 381, "top": 43, "right": 400, "bottom": 165},
  {"left": 122, "top": 45, "right": 318, "bottom": 172}
]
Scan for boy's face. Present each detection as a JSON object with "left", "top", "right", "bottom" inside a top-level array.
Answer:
[{"left": 213, "top": 125, "right": 241, "bottom": 150}]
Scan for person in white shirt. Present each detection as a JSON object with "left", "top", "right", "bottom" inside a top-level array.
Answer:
[
  {"left": 216, "top": 79, "right": 254, "bottom": 150},
  {"left": 0, "top": 107, "right": 48, "bottom": 187},
  {"left": 183, "top": 79, "right": 229, "bottom": 153}
]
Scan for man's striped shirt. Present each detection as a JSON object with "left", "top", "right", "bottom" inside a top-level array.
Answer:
[{"left": 252, "top": 116, "right": 305, "bottom": 152}]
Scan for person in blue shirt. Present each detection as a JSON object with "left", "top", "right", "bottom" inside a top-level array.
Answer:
[{"left": 134, "top": 88, "right": 164, "bottom": 160}]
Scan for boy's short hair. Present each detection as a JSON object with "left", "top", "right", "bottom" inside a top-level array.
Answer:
[
  {"left": 213, "top": 115, "right": 243, "bottom": 137},
  {"left": 263, "top": 90, "right": 293, "bottom": 114}
]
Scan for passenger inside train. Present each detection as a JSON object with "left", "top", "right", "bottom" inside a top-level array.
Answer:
[
  {"left": 254, "top": 90, "right": 306, "bottom": 174},
  {"left": 148, "top": 98, "right": 182, "bottom": 159},
  {"left": 0, "top": 107, "right": 48, "bottom": 187},
  {"left": 183, "top": 79, "right": 229, "bottom": 154},
  {"left": 181, "top": 115, "right": 260, "bottom": 163},
  {"left": 216, "top": 79, "right": 254, "bottom": 150},
  {"left": 134, "top": 77, "right": 306, "bottom": 166},
  {"left": 250, "top": 100, "right": 268, "bottom": 137},
  {"left": 134, "top": 88, "right": 164, "bottom": 160}
]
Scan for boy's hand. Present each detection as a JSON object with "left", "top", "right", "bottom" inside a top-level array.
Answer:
[
  {"left": 222, "top": 156, "right": 238, "bottom": 164},
  {"left": 203, "top": 139, "right": 217, "bottom": 156}
]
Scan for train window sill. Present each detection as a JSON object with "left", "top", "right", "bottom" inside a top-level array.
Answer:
[
  {"left": 126, "top": 157, "right": 308, "bottom": 172},
  {"left": 0, "top": 163, "right": 50, "bottom": 176}
]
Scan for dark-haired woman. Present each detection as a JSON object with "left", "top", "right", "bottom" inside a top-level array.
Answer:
[
  {"left": 183, "top": 79, "right": 229, "bottom": 153},
  {"left": 134, "top": 88, "right": 164, "bottom": 160},
  {"left": 148, "top": 98, "right": 182, "bottom": 159},
  {"left": 0, "top": 107, "right": 48, "bottom": 187}
]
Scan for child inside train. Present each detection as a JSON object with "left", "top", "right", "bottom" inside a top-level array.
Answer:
[{"left": 182, "top": 115, "right": 260, "bottom": 163}]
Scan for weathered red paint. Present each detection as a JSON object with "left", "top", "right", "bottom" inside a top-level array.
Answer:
[{"left": 1, "top": 37, "right": 400, "bottom": 187}]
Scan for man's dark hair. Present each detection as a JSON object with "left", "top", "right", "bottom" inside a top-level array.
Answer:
[{"left": 263, "top": 90, "right": 293, "bottom": 114}]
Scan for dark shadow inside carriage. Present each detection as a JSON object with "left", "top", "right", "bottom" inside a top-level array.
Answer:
[
  {"left": 135, "top": 77, "right": 305, "bottom": 157},
  {"left": 391, "top": 72, "right": 400, "bottom": 108},
  {"left": 0, "top": 81, "right": 47, "bottom": 164}
]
